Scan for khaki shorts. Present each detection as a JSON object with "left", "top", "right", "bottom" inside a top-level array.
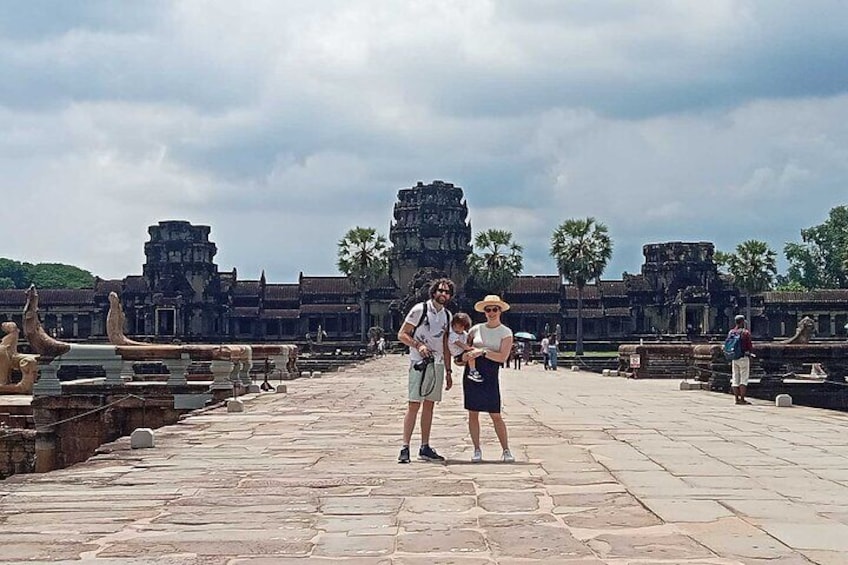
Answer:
[
  {"left": 408, "top": 361, "right": 444, "bottom": 403},
  {"left": 731, "top": 356, "right": 750, "bottom": 387}
]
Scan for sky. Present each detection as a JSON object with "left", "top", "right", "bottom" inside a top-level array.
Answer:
[{"left": 2, "top": 0, "right": 848, "bottom": 283}]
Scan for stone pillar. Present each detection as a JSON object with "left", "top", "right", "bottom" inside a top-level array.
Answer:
[
  {"left": 72, "top": 315, "right": 79, "bottom": 338},
  {"left": 831, "top": 314, "right": 836, "bottom": 337},
  {"left": 678, "top": 303, "right": 686, "bottom": 334},
  {"left": 121, "top": 359, "right": 135, "bottom": 382},
  {"left": 209, "top": 360, "right": 234, "bottom": 391},
  {"left": 240, "top": 347, "right": 253, "bottom": 387},
  {"left": 32, "top": 362, "right": 62, "bottom": 397},
  {"left": 702, "top": 304, "right": 710, "bottom": 335},
  {"left": 101, "top": 355, "right": 124, "bottom": 386},
  {"left": 165, "top": 353, "right": 190, "bottom": 387}
]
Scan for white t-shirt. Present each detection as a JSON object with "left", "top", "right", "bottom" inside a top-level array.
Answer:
[
  {"left": 448, "top": 329, "right": 470, "bottom": 357},
  {"left": 540, "top": 337, "right": 549, "bottom": 353},
  {"left": 470, "top": 323, "right": 513, "bottom": 353},
  {"left": 403, "top": 300, "right": 450, "bottom": 363}
]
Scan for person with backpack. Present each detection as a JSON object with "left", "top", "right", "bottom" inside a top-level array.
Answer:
[
  {"left": 396, "top": 278, "right": 454, "bottom": 464},
  {"left": 725, "top": 314, "right": 754, "bottom": 405}
]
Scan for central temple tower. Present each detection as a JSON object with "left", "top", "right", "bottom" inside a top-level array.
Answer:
[{"left": 388, "top": 180, "right": 472, "bottom": 298}]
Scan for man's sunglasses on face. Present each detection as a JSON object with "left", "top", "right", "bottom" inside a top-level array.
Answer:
[{"left": 435, "top": 288, "right": 452, "bottom": 295}]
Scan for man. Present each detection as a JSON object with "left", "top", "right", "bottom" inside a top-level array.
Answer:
[
  {"left": 397, "top": 278, "right": 454, "bottom": 463},
  {"left": 727, "top": 314, "right": 754, "bottom": 405}
]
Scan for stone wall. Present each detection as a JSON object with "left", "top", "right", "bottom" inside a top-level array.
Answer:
[{"left": 0, "top": 428, "right": 36, "bottom": 479}]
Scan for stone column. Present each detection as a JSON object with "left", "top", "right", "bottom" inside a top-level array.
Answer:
[
  {"left": 702, "top": 304, "right": 710, "bottom": 335},
  {"left": 32, "top": 362, "right": 62, "bottom": 397},
  {"left": 209, "top": 360, "right": 234, "bottom": 391},
  {"left": 831, "top": 314, "right": 836, "bottom": 337},
  {"left": 102, "top": 355, "right": 124, "bottom": 386},
  {"left": 165, "top": 353, "right": 190, "bottom": 387},
  {"left": 72, "top": 315, "right": 79, "bottom": 338}
]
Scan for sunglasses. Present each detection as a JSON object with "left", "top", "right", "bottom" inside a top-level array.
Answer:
[
  {"left": 435, "top": 288, "right": 452, "bottom": 295},
  {"left": 484, "top": 307, "right": 500, "bottom": 313}
]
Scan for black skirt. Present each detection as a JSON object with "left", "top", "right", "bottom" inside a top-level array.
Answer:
[{"left": 463, "top": 356, "right": 502, "bottom": 413}]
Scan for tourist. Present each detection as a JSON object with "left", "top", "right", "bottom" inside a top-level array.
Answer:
[
  {"left": 377, "top": 336, "right": 386, "bottom": 356},
  {"left": 461, "top": 294, "right": 515, "bottom": 463},
  {"left": 512, "top": 342, "right": 523, "bottom": 370},
  {"left": 727, "top": 314, "right": 754, "bottom": 405},
  {"left": 540, "top": 334, "right": 550, "bottom": 370},
  {"left": 396, "top": 278, "right": 455, "bottom": 463},
  {"left": 548, "top": 333, "right": 559, "bottom": 370}
]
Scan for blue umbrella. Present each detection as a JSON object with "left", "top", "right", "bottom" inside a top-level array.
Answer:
[{"left": 514, "top": 331, "right": 537, "bottom": 340}]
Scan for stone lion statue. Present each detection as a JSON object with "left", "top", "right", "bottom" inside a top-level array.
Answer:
[
  {"left": 782, "top": 316, "right": 816, "bottom": 344},
  {"left": 0, "top": 321, "right": 40, "bottom": 394}
]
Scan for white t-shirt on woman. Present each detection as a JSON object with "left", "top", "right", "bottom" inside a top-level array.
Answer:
[{"left": 470, "top": 323, "right": 513, "bottom": 352}]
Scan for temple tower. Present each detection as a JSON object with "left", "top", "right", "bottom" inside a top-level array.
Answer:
[
  {"left": 142, "top": 221, "right": 222, "bottom": 337},
  {"left": 388, "top": 180, "right": 472, "bottom": 297}
]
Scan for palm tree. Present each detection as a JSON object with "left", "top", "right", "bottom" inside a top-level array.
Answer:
[
  {"left": 725, "top": 240, "right": 777, "bottom": 332},
  {"left": 550, "top": 218, "right": 613, "bottom": 355},
  {"left": 337, "top": 227, "right": 389, "bottom": 342},
  {"left": 467, "top": 229, "right": 524, "bottom": 295}
]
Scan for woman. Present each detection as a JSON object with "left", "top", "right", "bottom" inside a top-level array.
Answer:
[{"left": 462, "top": 294, "right": 515, "bottom": 463}]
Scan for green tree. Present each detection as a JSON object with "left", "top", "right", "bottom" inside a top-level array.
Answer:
[
  {"left": 0, "top": 258, "right": 94, "bottom": 289},
  {"left": 467, "top": 229, "right": 523, "bottom": 295},
  {"left": 337, "top": 226, "right": 389, "bottom": 343},
  {"left": 724, "top": 240, "right": 777, "bottom": 330},
  {"left": 550, "top": 218, "right": 613, "bottom": 355},
  {"left": 0, "top": 277, "right": 14, "bottom": 289},
  {"left": 784, "top": 205, "right": 848, "bottom": 289},
  {"left": 0, "top": 258, "right": 31, "bottom": 288},
  {"left": 28, "top": 263, "right": 95, "bottom": 289}
]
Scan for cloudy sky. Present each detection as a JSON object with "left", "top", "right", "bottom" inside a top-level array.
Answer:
[{"left": 2, "top": 0, "right": 848, "bottom": 283}]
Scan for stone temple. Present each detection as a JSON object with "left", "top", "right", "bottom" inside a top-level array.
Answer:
[{"left": 2, "top": 180, "right": 848, "bottom": 343}]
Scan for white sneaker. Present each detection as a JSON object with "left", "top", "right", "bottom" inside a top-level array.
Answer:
[
  {"left": 501, "top": 449, "right": 515, "bottom": 463},
  {"left": 471, "top": 448, "right": 483, "bottom": 463}
]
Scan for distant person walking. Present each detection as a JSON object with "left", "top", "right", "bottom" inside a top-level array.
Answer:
[
  {"left": 462, "top": 295, "right": 515, "bottom": 463},
  {"left": 547, "top": 334, "right": 558, "bottom": 370},
  {"left": 726, "top": 314, "right": 754, "bottom": 405},
  {"left": 540, "top": 335, "right": 550, "bottom": 370}
]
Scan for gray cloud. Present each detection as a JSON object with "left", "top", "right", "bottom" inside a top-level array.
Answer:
[{"left": 1, "top": 1, "right": 848, "bottom": 285}]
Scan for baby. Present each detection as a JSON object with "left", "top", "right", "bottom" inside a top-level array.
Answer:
[{"left": 448, "top": 313, "right": 483, "bottom": 383}]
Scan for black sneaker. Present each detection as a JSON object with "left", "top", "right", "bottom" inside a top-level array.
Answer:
[
  {"left": 418, "top": 445, "right": 445, "bottom": 461},
  {"left": 398, "top": 446, "right": 410, "bottom": 464}
]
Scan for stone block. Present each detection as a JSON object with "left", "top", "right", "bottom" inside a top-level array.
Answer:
[
  {"left": 311, "top": 371, "right": 322, "bottom": 378},
  {"left": 247, "top": 384, "right": 261, "bottom": 394},
  {"left": 276, "top": 384, "right": 287, "bottom": 393},
  {"left": 679, "top": 380, "right": 693, "bottom": 390},
  {"left": 227, "top": 399, "right": 245, "bottom": 413},
  {"left": 130, "top": 428, "right": 155, "bottom": 449},
  {"left": 173, "top": 393, "right": 211, "bottom": 410},
  {"left": 776, "top": 394, "right": 793, "bottom": 407},
  {"left": 300, "top": 371, "right": 310, "bottom": 378},
  {"left": 571, "top": 366, "right": 579, "bottom": 372}
]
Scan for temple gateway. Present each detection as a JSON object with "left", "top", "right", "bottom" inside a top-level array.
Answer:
[{"left": 2, "top": 180, "right": 847, "bottom": 344}]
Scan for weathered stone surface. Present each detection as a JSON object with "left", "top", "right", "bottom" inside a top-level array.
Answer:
[
  {"left": 553, "top": 491, "right": 662, "bottom": 528},
  {"left": 397, "top": 529, "right": 487, "bottom": 553},
  {"left": 312, "top": 534, "right": 394, "bottom": 557},
  {"left": 2, "top": 356, "right": 846, "bottom": 563},
  {"left": 485, "top": 524, "right": 592, "bottom": 559}
]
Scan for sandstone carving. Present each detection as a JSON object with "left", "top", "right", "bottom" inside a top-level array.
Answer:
[
  {"left": 782, "top": 316, "right": 816, "bottom": 344},
  {"left": 106, "top": 291, "right": 147, "bottom": 346},
  {"left": 23, "top": 285, "right": 70, "bottom": 358},
  {"left": 0, "top": 321, "right": 40, "bottom": 394}
]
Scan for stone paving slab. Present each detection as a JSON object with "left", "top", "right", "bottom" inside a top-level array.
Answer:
[{"left": 4, "top": 355, "right": 848, "bottom": 563}]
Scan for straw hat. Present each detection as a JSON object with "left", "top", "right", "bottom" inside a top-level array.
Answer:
[{"left": 474, "top": 294, "right": 511, "bottom": 313}]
